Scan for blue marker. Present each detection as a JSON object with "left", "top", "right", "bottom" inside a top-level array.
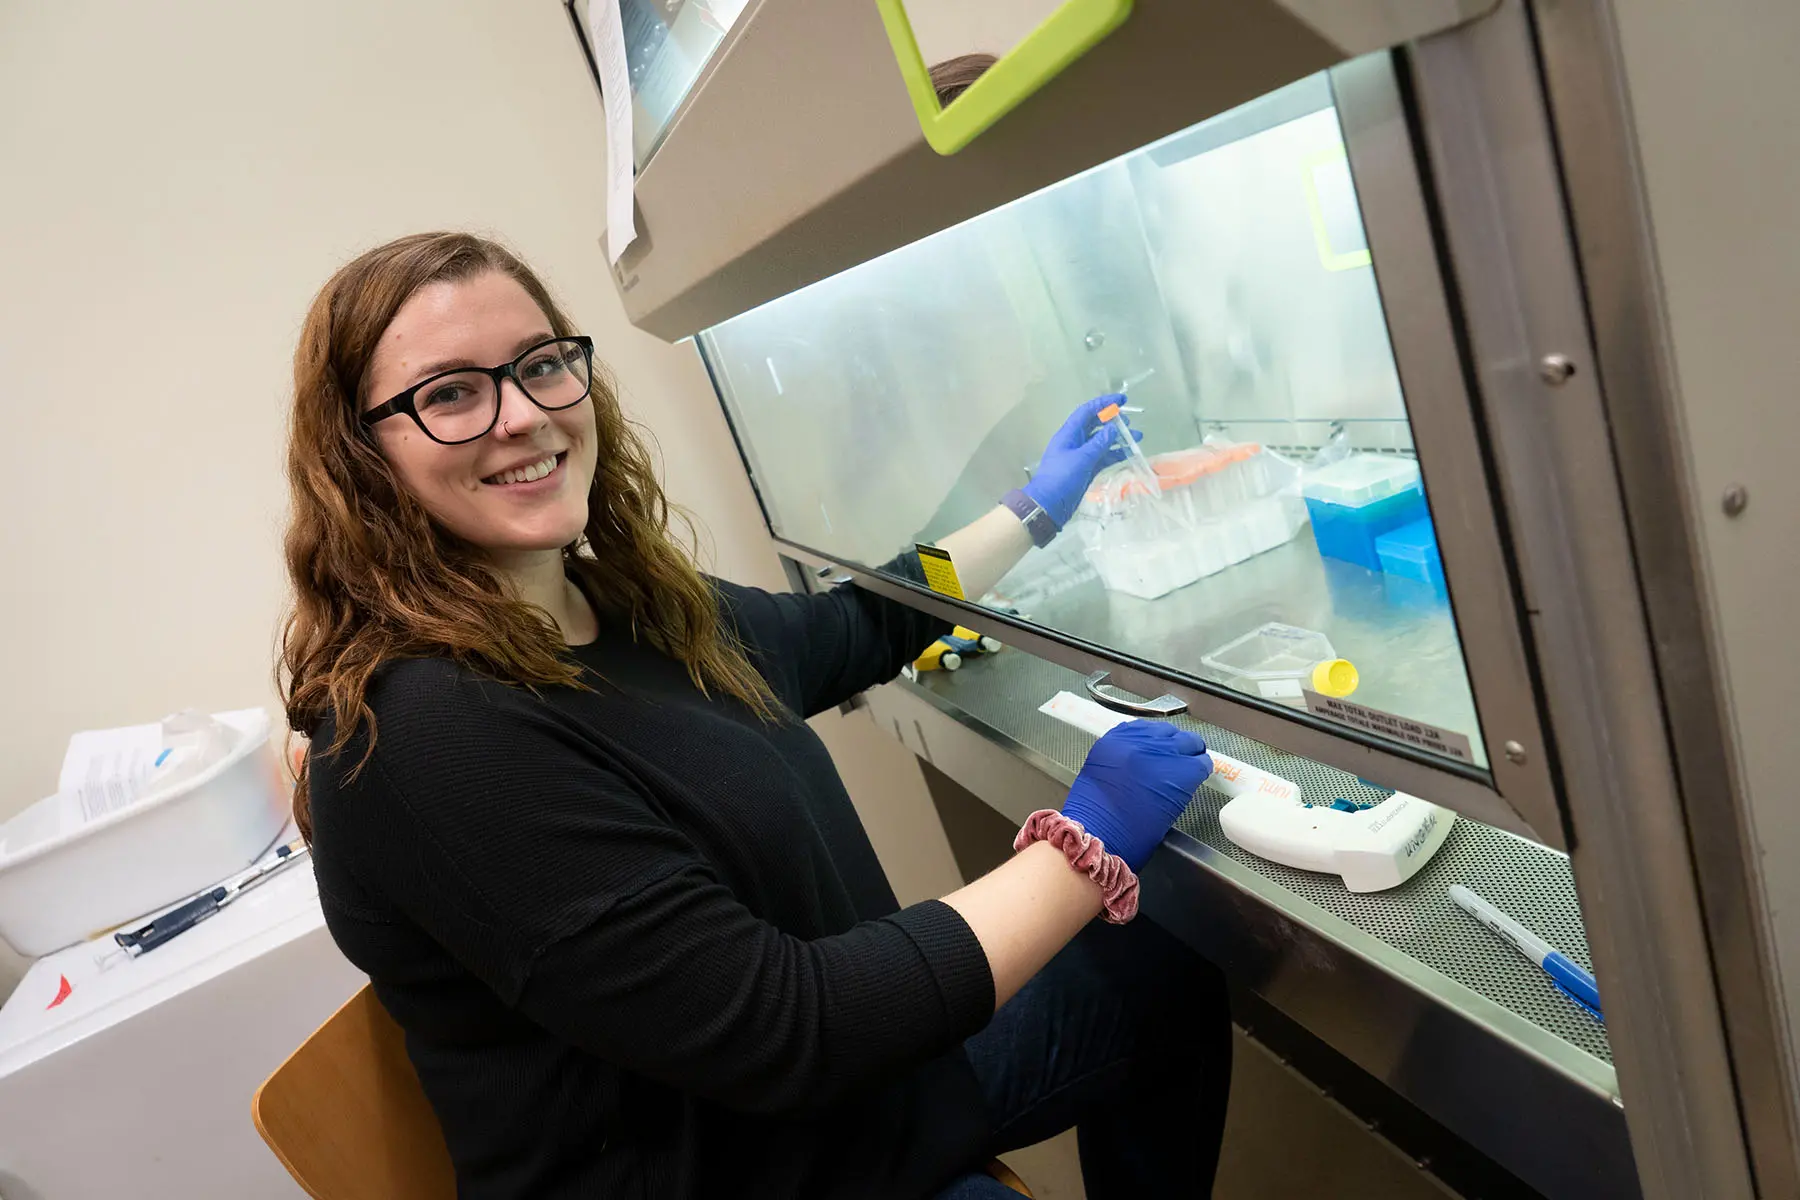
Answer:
[{"left": 1449, "top": 884, "right": 1603, "bottom": 1021}]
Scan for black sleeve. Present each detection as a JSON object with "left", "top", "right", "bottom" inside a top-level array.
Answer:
[
  {"left": 329, "top": 663, "right": 993, "bottom": 1116},
  {"left": 718, "top": 554, "right": 952, "bottom": 718}
]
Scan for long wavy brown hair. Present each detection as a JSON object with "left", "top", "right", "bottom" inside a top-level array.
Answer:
[{"left": 281, "top": 232, "right": 779, "bottom": 839}]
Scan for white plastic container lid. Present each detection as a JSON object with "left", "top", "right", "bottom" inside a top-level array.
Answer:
[
  {"left": 1204, "top": 622, "right": 1337, "bottom": 681},
  {"left": 1201, "top": 622, "right": 1360, "bottom": 703},
  {"left": 1302, "top": 454, "right": 1422, "bottom": 507}
]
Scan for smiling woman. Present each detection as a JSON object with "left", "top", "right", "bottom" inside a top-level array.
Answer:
[
  {"left": 280, "top": 231, "right": 1230, "bottom": 1200},
  {"left": 359, "top": 303, "right": 597, "bottom": 558},
  {"left": 281, "top": 232, "right": 780, "bottom": 841}
]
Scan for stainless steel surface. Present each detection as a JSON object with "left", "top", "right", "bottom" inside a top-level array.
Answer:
[
  {"left": 861, "top": 680, "right": 1070, "bottom": 827},
  {"left": 876, "top": 649, "right": 1636, "bottom": 1198},
  {"left": 1179, "top": 801, "right": 1611, "bottom": 1054},
  {"left": 779, "top": 555, "right": 814, "bottom": 596},
  {"left": 1083, "top": 671, "right": 1186, "bottom": 717},
  {"left": 1411, "top": 3, "right": 1754, "bottom": 1194},
  {"left": 1532, "top": 0, "right": 1800, "bottom": 1191},
  {"left": 1538, "top": 353, "right": 1577, "bottom": 385},
  {"left": 1005, "top": 536, "right": 1488, "bottom": 770},
  {"left": 1143, "top": 836, "right": 1639, "bottom": 1200},
  {"left": 697, "top": 68, "right": 1420, "bottom": 567},
  {"left": 1330, "top": 51, "right": 1564, "bottom": 846},
  {"left": 699, "top": 51, "right": 1589, "bottom": 838},
  {"left": 780, "top": 538, "right": 1540, "bottom": 838},
  {"left": 922, "top": 648, "right": 1612, "bottom": 1063}
]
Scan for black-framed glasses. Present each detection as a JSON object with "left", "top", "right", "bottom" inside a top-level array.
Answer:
[{"left": 361, "top": 335, "right": 596, "bottom": 445}]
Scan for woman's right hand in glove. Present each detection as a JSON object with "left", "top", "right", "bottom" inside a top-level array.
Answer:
[
  {"left": 1060, "top": 721, "right": 1214, "bottom": 870},
  {"left": 940, "top": 718, "right": 1212, "bottom": 1011}
]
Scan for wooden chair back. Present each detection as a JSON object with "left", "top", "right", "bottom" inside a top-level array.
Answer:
[
  {"left": 252, "top": 984, "right": 456, "bottom": 1199},
  {"left": 255, "top": 983, "right": 1031, "bottom": 1197}
]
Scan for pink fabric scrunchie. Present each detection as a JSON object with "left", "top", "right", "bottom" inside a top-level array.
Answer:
[{"left": 1013, "top": 809, "right": 1140, "bottom": 925}]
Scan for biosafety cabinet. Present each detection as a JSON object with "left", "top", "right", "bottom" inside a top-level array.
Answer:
[{"left": 569, "top": 1, "right": 1800, "bottom": 1196}]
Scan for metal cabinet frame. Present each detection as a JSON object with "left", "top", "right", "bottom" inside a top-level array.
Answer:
[
  {"left": 691, "top": 2, "right": 1793, "bottom": 1194},
  {"left": 707, "top": 45, "right": 1562, "bottom": 846}
]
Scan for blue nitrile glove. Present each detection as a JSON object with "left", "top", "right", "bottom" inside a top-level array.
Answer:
[
  {"left": 1061, "top": 721, "right": 1213, "bottom": 871},
  {"left": 1022, "top": 394, "right": 1145, "bottom": 528}
]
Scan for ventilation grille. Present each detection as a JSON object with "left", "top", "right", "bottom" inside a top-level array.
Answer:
[{"left": 916, "top": 651, "right": 1611, "bottom": 1064}]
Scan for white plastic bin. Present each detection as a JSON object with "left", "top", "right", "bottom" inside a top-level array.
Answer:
[
  {"left": 1080, "top": 444, "right": 1308, "bottom": 600},
  {"left": 0, "top": 709, "right": 287, "bottom": 957}
]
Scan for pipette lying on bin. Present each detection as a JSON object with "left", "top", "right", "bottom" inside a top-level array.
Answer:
[{"left": 113, "top": 840, "right": 311, "bottom": 955}]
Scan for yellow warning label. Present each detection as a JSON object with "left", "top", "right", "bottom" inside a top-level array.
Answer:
[{"left": 914, "top": 543, "right": 966, "bottom": 600}]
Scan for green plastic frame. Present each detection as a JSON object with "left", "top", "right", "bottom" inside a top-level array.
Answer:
[
  {"left": 1301, "top": 147, "right": 1374, "bottom": 272},
  {"left": 877, "top": 0, "right": 1134, "bottom": 156}
]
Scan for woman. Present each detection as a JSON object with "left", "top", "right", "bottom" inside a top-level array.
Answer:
[{"left": 283, "top": 232, "right": 1231, "bottom": 1199}]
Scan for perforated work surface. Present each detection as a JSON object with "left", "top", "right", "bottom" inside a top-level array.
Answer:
[{"left": 917, "top": 650, "right": 1613, "bottom": 1065}]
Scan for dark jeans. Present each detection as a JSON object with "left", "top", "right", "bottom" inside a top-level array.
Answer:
[{"left": 934, "top": 916, "right": 1233, "bottom": 1199}]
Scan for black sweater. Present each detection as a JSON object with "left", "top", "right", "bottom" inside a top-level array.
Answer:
[{"left": 307, "top": 566, "right": 998, "bottom": 1199}]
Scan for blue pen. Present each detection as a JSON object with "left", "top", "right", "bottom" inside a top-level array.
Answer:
[{"left": 1449, "top": 884, "right": 1603, "bottom": 1021}]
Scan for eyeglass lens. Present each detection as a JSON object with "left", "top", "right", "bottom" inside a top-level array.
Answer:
[{"left": 414, "top": 339, "right": 592, "bottom": 442}]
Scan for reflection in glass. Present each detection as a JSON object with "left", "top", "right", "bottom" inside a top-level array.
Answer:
[
  {"left": 697, "top": 70, "right": 1488, "bottom": 769},
  {"left": 580, "top": 0, "right": 753, "bottom": 166}
]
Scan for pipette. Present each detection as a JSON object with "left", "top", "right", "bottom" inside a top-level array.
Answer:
[
  {"left": 1037, "top": 690, "right": 1457, "bottom": 892},
  {"left": 113, "top": 841, "right": 311, "bottom": 955},
  {"left": 1097, "top": 400, "right": 1160, "bottom": 496}
]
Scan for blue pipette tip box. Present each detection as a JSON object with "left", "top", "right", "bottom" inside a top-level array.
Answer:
[
  {"left": 1375, "top": 517, "right": 1448, "bottom": 598},
  {"left": 1303, "top": 456, "right": 1428, "bottom": 571}
]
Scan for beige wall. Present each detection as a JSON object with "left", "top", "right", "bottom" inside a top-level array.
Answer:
[{"left": 0, "top": 0, "right": 959, "bottom": 989}]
